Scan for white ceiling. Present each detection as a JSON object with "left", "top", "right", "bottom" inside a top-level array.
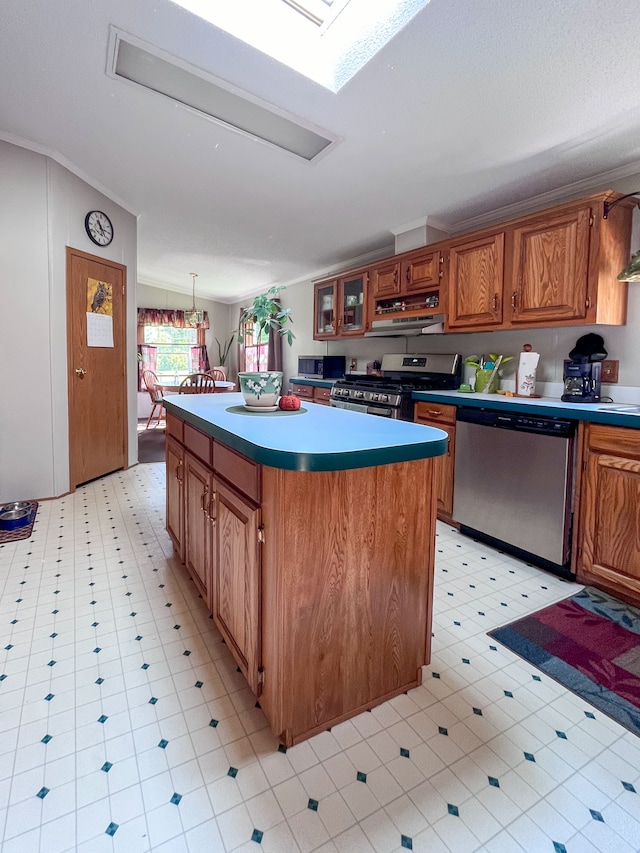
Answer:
[{"left": 2, "top": 0, "right": 640, "bottom": 302}]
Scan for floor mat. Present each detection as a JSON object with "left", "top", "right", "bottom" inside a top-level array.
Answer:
[
  {"left": 137, "top": 427, "right": 166, "bottom": 463},
  {"left": 489, "top": 586, "right": 640, "bottom": 737}
]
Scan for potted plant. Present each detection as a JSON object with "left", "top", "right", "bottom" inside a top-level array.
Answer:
[
  {"left": 213, "top": 334, "right": 235, "bottom": 378},
  {"left": 237, "top": 286, "right": 295, "bottom": 409}
]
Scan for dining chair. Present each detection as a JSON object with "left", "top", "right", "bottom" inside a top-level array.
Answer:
[
  {"left": 142, "top": 370, "right": 165, "bottom": 428},
  {"left": 179, "top": 372, "right": 216, "bottom": 393},
  {"left": 207, "top": 368, "right": 226, "bottom": 390}
]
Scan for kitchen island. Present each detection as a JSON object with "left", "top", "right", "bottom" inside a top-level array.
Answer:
[{"left": 163, "top": 392, "right": 448, "bottom": 746}]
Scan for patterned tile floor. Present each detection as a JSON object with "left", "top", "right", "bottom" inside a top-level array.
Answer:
[{"left": 1, "top": 463, "right": 640, "bottom": 852}]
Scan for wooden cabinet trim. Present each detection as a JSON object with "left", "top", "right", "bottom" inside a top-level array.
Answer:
[
  {"left": 414, "top": 402, "right": 456, "bottom": 425},
  {"left": 214, "top": 442, "right": 261, "bottom": 504},
  {"left": 166, "top": 412, "right": 184, "bottom": 443},
  {"left": 184, "top": 423, "right": 212, "bottom": 467}
]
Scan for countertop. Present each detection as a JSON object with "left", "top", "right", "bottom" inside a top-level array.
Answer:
[
  {"left": 413, "top": 390, "right": 640, "bottom": 428},
  {"left": 163, "top": 392, "right": 448, "bottom": 472}
]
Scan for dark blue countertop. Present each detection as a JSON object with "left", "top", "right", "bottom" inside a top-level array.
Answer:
[
  {"left": 413, "top": 390, "right": 640, "bottom": 428},
  {"left": 163, "top": 392, "right": 448, "bottom": 472}
]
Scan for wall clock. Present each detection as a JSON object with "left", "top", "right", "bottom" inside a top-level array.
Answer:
[{"left": 85, "top": 210, "right": 114, "bottom": 246}]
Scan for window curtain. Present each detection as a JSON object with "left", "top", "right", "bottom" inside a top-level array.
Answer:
[
  {"left": 267, "top": 299, "right": 283, "bottom": 371},
  {"left": 237, "top": 306, "right": 248, "bottom": 373},
  {"left": 137, "top": 308, "right": 210, "bottom": 330},
  {"left": 190, "top": 345, "right": 211, "bottom": 373},
  {"left": 137, "top": 344, "right": 157, "bottom": 390}
]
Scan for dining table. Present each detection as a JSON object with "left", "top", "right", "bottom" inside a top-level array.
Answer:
[{"left": 159, "top": 380, "right": 236, "bottom": 394}]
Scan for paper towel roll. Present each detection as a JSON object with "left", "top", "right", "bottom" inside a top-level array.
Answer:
[{"left": 516, "top": 352, "right": 540, "bottom": 396}]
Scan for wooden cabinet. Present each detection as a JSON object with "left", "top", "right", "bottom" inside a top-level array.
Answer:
[
  {"left": 184, "top": 451, "right": 213, "bottom": 609},
  {"left": 291, "top": 383, "right": 333, "bottom": 406},
  {"left": 211, "top": 478, "right": 262, "bottom": 694},
  {"left": 446, "top": 232, "right": 504, "bottom": 330},
  {"left": 371, "top": 260, "right": 401, "bottom": 298},
  {"left": 414, "top": 402, "right": 456, "bottom": 521},
  {"left": 508, "top": 206, "right": 591, "bottom": 325},
  {"left": 317, "top": 190, "right": 631, "bottom": 339},
  {"left": 401, "top": 248, "right": 444, "bottom": 293},
  {"left": 575, "top": 423, "right": 640, "bottom": 604},
  {"left": 166, "top": 434, "right": 184, "bottom": 560},
  {"left": 313, "top": 271, "right": 367, "bottom": 340},
  {"left": 166, "top": 410, "right": 437, "bottom": 746}
]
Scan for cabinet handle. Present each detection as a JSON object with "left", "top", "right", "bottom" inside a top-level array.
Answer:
[
  {"left": 176, "top": 460, "right": 183, "bottom": 483},
  {"left": 201, "top": 486, "right": 209, "bottom": 513},
  {"left": 511, "top": 292, "right": 517, "bottom": 309},
  {"left": 208, "top": 494, "right": 217, "bottom": 524},
  {"left": 426, "top": 409, "right": 443, "bottom": 417},
  {"left": 493, "top": 294, "right": 498, "bottom": 310},
  {"left": 394, "top": 269, "right": 398, "bottom": 285},
  {"left": 406, "top": 267, "right": 411, "bottom": 284},
  {"left": 585, "top": 296, "right": 591, "bottom": 310}
]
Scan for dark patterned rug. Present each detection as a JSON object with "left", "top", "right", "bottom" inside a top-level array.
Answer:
[
  {"left": 138, "top": 427, "right": 166, "bottom": 463},
  {"left": 489, "top": 586, "right": 640, "bottom": 737}
]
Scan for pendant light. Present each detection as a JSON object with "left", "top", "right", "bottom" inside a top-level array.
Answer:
[{"left": 184, "top": 272, "right": 204, "bottom": 327}]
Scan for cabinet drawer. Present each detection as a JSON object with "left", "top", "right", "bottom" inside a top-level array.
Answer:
[
  {"left": 184, "top": 423, "right": 212, "bottom": 467},
  {"left": 291, "top": 383, "right": 314, "bottom": 399},
  {"left": 214, "top": 442, "right": 261, "bottom": 503},
  {"left": 587, "top": 424, "right": 640, "bottom": 460},
  {"left": 313, "top": 386, "right": 332, "bottom": 403},
  {"left": 414, "top": 402, "right": 457, "bottom": 426},
  {"left": 166, "top": 412, "right": 184, "bottom": 443}
]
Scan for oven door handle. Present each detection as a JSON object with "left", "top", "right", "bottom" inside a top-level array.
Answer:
[{"left": 366, "top": 406, "right": 394, "bottom": 418}]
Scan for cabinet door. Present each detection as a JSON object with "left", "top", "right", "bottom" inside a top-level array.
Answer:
[
  {"left": 401, "top": 250, "right": 443, "bottom": 293},
  {"left": 314, "top": 281, "right": 338, "bottom": 339},
  {"left": 578, "top": 434, "right": 640, "bottom": 599},
  {"left": 338, "top": 272, "right": 367, "bottom": 336},
  {"left": 184, "top": 452, "right": 212, "bottom": 608},
  {"left": 371, "top": 261, "right": 400, "bottom": 299},
  {"left": 290, "top": 383, "right": 314, "bottom": 400},
  {"left": 166, "top": 435, "right": 184, "bottom": 560},
  {"left": 509, "top": 207, "right": 591, "bottom": 324},
  {"left": 211, "top": 479, "right": 261, "bottom": 694},
  {"left": 414, "top": 407, "right": 455, "bottom": 520},
  {"left": 447, "top": 233, "right": 504, "bottom": 329}
]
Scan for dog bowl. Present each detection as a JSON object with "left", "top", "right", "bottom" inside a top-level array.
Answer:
[
  {"left": 2, "top": 501, "right": 34, "bottom": 513},
  {"left": 0, "top": 507, "right": 31, "bottom": 531}
]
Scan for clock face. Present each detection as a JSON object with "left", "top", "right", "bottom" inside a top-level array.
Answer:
[{"left": 85, "top": 210, "right": 114, "bottom": 246}]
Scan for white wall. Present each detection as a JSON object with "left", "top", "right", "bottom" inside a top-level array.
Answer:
[
  {"left": 136, "top": 283, "right": 233, "bottom": 418},
  {"left": 0, "top": 140, "right": 137, "bottom": 502}
]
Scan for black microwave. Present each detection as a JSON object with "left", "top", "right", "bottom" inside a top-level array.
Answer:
[{"left": 297, "top": 355, "right": 346, "bottom": 379}]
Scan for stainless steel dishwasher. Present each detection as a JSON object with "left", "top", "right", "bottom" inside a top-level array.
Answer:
[{"left": 453, "top": 406, "right": 576, "bottom": 578}]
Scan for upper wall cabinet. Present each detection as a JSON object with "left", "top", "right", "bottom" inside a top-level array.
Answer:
[
  {"left": 447, "top": 232, "right": 504, "bottom": 330},
  {"left": 314, "top": 191, "right": 633, "bottom": 340},
  {"left": 446, "top": 192, "right": 633, "bottom": 333},
  {"left": 313, "top": 270, "right": 368, "bottom": 339}
]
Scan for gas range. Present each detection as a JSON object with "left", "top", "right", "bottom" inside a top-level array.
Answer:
[{"left": 330, "top": 353, "right": 461, "bottom": 420}]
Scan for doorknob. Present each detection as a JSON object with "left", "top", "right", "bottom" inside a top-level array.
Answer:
[{"left": 75, "top": 368, "right": 87, "bottom": 377}]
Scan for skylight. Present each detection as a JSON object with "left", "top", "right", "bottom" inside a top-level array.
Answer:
[{"left": 170, "top": 0, "right": 430, "bottom": 92}]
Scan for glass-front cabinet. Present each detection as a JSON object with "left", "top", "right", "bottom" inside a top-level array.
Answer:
[{"left": 313, "top": 271, "right": 368, "bottom": 340}]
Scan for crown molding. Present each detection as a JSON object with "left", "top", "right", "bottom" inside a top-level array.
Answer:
[
  {"left": 0, "top": 131, "right": 138, "bottom": 216},
  {"left": 445, "top": 160, "right": 640, "bottom": 235}
]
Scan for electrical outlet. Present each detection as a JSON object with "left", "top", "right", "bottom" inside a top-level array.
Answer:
[
  {"left": 350, "top": 358, "right": 357, "bottom": 371},
  {"left": 601, "top": 360, "right": 619, "bottom": 383}
]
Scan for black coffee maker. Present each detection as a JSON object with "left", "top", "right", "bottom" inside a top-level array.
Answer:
[{"left": 561, "top": 333, "right": 606, "bottom": 403}]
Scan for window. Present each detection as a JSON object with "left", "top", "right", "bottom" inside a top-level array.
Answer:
[
  {"left": 143, "top": 325, "right": 198, "bottom": 383},
  {"left": 241, "top": 320, "right": 269, "bottom": 372}
]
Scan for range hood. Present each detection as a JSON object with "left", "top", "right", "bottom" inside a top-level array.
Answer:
[{"left": 364, "top": 313, "right": 445, "bottom": 337}]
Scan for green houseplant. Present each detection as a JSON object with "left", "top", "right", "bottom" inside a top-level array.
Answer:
[
  {"left": 236, "top": 286, "right": 295, "bottom": 408},
  {"left": 215, "top": 334, "right": 235, "bottom": 368}
]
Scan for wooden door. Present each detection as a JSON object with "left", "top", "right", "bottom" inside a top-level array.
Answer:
[
  {"left": 447, "top": 233, "right": 504, "bottom": 329},
  {"left": 166, "top": 435, "right": 184, "bottom": 561},
  {"left": 371, "top": 261, "right": 401, "bottom": 298},
  {"left": 67, "top": 247, "right": 127, "bottom": 487},
  {"left": 184, "top": 451, "right": 212, "bottom": 608},
  {"left": 578, "top": 426, "right": 640, "bottom": 600},
  {"left": 401, "top": 249, "right": 443, "bottom": 293},
  {"left": 509, "top": 207, "right": 591, "bottom": 324},
  {"left": 212, "top": 479, "right": 261, "bottom": 694}
]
